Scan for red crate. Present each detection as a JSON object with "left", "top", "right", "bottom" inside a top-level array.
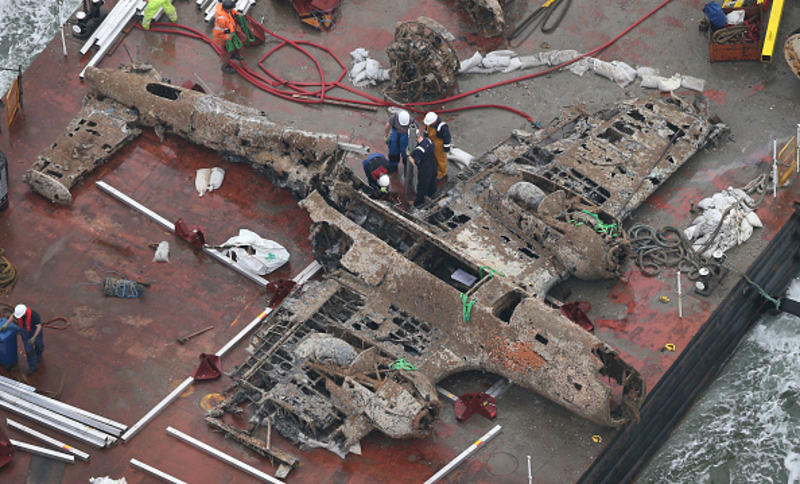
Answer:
[{"left": 708, "top": 7, "right": 762, "bottom": 62}]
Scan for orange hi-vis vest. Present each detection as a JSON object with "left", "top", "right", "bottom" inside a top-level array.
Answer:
[{"left": 213, "top": 4, "right": 239, "bottom": 47}]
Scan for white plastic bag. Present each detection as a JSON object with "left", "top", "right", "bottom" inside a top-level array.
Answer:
[
  {"left": 459, "top": 52, "right": 483, "bottom": 73},
  {"left": 153, "top": 241, "right": 170, "bottom": 263},
  {"left": 726, "top": 10, "right": 745, "bottom": 25},
  {"left": 447, "top": 148, "right": 474, "bottom": 170},
  {"left": 195, "top": 168, "right": 211, "bottom": 197},
  {"left": 208, "top": 167, "right": 225, "bottom": 192},
  {"left": 350, "top": 48, "right": 370, "bottom": 62},
  {"left": 215, "top": 229, "right": 290, "bottom": 275}
]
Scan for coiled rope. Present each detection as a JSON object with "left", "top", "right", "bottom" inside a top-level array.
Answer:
[{"left": 0, "top": 249, "right": 18, "bottom": 298}]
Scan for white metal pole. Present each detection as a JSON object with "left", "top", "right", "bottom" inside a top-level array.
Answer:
[
  {"left": 7, "top": 419, "right": 90, "bottom": 461},
  {"left": 167, "top": 427, "right": 285, "bottom": 484},
  {"left": 58, "top": 0, "right": 67, "bottom": 56},
  {"left": 773, "top": 138, "right": 778, "bottom": 197},
  {"left": 9, "top": 439, "right": 75, "bottom": 464},
  {"left": 121, "top": 260, "right": 321, "bottom": 442},
  {"left": 423, "top": 425, "right": 502, "bottom": 484},
  {"left": 677, "top": 270, "right": 682, "bottom": 319},
  {"left": 130, "top": 458, "right": 188, "bottom": 484},
  {"left": 527, "top": 455, "right": 532, "bottom": 484},
  {"left": 0, "top": 403, "right": 107, "bottom": 447}
]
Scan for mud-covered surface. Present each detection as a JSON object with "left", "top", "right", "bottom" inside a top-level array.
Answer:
[
  {"left": 213, "top": 188, "right": 645, "bottom": 458},
  {"left": 83, "top": 67, "right": 344, "bottom": 198},
  {"left": 785, "top": 32, "right": 800, "bottom": 80},
  {"left": 385, "top": 18, "right": 460, "bottom": 102},
  {"left": 23, "top": 91, "right": 140, "bottom": 204},
  {"left": 414, "top": 94, "right": 727, "bottom": 294},
  {"left": 457, "top": 0, "right": 506, "bottom": 38}
]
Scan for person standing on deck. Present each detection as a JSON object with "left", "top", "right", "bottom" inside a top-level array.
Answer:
[
  {"left": 423, "top": 111, "right": 452, "bottom": 180},
  {"left": 214, "top": 0, "right": 245, "bottom": 74},
  {"left": 408, "top": 132, "right": 437, "bottom": 207},
  {"left": 384, "top": 109, "right": 416, "bottom": 172},
  {"left": 141, "top": 0, "right": 178, "bottom": 30},
  {"left": 2, "top": 304, "right": 44, "bottom": 375}
]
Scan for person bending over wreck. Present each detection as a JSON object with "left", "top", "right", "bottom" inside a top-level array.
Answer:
[
  {"left": 2, "top": 304, "right": 44, "bottom": 375},
  {"left": 409, "top": 132, "right": 436, "bottom": 207},
  {"left": 362, "top": 153, "right": 391, "bottom": 193},
  {"left": 214, "top": 0, "right": 245, "bottom": 74}
]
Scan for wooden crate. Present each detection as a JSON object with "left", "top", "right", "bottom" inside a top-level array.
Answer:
[{"left": 708, "top": 7, "right": 762, "bottom": 62}]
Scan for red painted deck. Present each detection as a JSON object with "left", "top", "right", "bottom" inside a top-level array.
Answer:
[{"left": 0, "top": 0, "right": 799, "bottom": 482}]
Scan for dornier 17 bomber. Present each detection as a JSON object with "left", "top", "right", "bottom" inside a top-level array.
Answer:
[{"left": 21, "top": 67, "right": 727, "bottom": 460}]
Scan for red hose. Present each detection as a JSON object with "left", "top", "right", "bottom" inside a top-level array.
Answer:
[
  {"left": 408, "top": 0, "right": 677, "bottom": 109},
  {"left": 138, "top": 0, "right": 675, "bottom": 123}
]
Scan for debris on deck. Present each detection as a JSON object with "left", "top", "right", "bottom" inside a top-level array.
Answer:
[{"left": 385, "top": 18, "right": 460, "bottom": 102}]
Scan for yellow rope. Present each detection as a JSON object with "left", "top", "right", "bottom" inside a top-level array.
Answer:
[{"left": 0, "top": 249, "right": 18, "bottom": 298}]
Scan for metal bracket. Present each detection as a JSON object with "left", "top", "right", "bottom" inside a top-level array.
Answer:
[
  {"left": 455, "top": 392, "right": 497, "bottom": 422},
  {"left": 174, "top": 218, "right": 207, "bottom": 248}
]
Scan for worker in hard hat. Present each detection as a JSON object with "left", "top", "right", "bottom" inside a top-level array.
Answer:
[
  {"left": 423, "top": 112, "right": 452, "bottom": 180},
  {"left": 362, "top": 153, "right": 392, "bottom": 193},
  {"left": 384, "top": 109, "right": 417, "bottom": 172},
  {"left": 408, "top": 131, "right": 437, "bottom": 207},
  {"left": 214, "top": 0, "right": 245, "bottom": 74},
  {"left": 141, "top": 0, "right": 178, "bottom": 30},
  {"left": 1, "top": 304, "right": 44, "bottom": 375}
]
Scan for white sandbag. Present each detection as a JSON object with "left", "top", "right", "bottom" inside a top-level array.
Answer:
[
  {"left": 610, "top": 61, "right": 637, "bottom": 87},
  {"left": 518, "top": 54, "right": 547, "bottom": 69},
  {"left": 565, "top": 58, "right": 592, "bottom": 76},
  {"left": 352, "top": 69, "right": 370, "bottom": 86},
  {"left": 350, "top": 48, "right": 370, "bottom": 62},
  {"left": 195, "top": 168, "right": 211, "bottom": 197},
  {"left": 684, "top": 225, "right": 698, "bottom": 240},
  {"left": 462, "top": 65, "right": 496, "bottom": 75},
  {"left": 459, "top": 52, "right": 483, "bottom": 73},
  {"left": 658, "top": 75, "right": 682, "bottom": 92},
  {"left": 636, "top": 66, "right": 659, "bottom": 77},
  {"left": 90, "top": 478, "right": 128, "bottom": 484},
  {"left": 485, "top": 50, "right": 516, "bottom": 58},
  {"left": 377, "top": 68, "right": 391, "bottom": 82},
  {"left": 208, "top": 167, "right": 225, "bottom": 192},
  {"left": 447, "top": 148, "right": 474, "bottom": 170},
  {"left": 745, "top": 211, "right": 763, "bottom": 228},
  {"left": 681, "top": 75, "right": 706, "bottom": 92},
  {"left": 480, "top": 56, "right": 511, "bottom": 70},
  {"left": 592, "top": 59, "right": 616, "bottom": 81},
  {"left": 502, "top": 57, "right": 523, "bottom": 73},
  {"left": 215, "top": 229, "right": 290, "bottom": 275},
  {"left": 350, "top": 61, "right": 367, "bottom": 77},
  {"left": 639, "top": 75, "right": 663, "bottom": 89},
  {"left": 738, "top": 218, "right": 753, "bottom": 244},
  {"left": 364, "top": 59, "right": 380, "bottom": 78},
  {"left": 547, "top": 50, "right": 580, "bottom": 66},
  {"left": 726, "top": 10, "right": 745, "bottom": 25},
  {"left": 153, "top": 241, "right": 170, "bottom": 263},
  {"left": 696, "top": 197, "right": 715, "bottom": 210}
]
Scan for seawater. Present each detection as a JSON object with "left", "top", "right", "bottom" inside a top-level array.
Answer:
[
  {"left": 0, "top": 0, "right": 82, "bottom": 94},
  {"left": 639, "top": 278, "right": 800, "bottom": 483}
]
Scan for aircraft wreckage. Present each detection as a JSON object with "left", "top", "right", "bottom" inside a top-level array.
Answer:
[{"left": 25, "top": 67, "right": 728, "bottom": 464}]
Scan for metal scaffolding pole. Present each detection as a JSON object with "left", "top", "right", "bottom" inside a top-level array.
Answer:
[
  {"left": 130, "top": 458, "right": 188, "bottom": 483},
  {"left": 167, "top": 427, "right": 285, "bottom": 484},
  {"left": 10, "top": 439, "right": 75, "bottom": 464},
  {"left": 7, "top": 419, "right": 90, "bottom": 461}
]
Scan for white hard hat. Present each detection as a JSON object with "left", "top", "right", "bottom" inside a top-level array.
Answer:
[
  {"left": 378, "top": 174, "right": 390, "bottom": 188},
  {"left": 424, "top": 112, "right": 437, "bottom": 126},
  {"left": 398, "top": 110, "right": 410, "bottom": 127},
  {"left": 14, "top": 304, "right": 27, "bottom": 319}
]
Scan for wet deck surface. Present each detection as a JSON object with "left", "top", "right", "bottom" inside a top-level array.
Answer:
[{"left": 0, "top": 0, "right": 799, "bottom": 482}]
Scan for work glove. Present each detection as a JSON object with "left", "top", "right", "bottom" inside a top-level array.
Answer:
[
  {"left": 224, "top": 28, "right": 231, "bottom": 34},
  {"left": 27, "top": 336, "right": 35, "bottom": 346},
  {"left": 384, "top": 136, "right": 389, "bottom": 145},
  {"left": 405, "top": 146, "right": 412, "bottom": 156},
  {"left": 0, "top": 323, "right": 7, "bottom": 331},
  {"left": 380, "top": 187, "right": 388, "bottom": 194}
]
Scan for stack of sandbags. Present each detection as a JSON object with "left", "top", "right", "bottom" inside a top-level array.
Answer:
[{"left": 683, "top": 188, "right": 763, "bottom": 257}]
